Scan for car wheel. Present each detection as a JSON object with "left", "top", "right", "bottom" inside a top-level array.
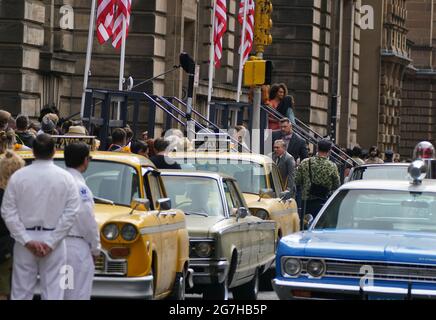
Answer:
[
  {"left": 232, "top": 268, "right": 259, "bottom": 300},
  {"left": 203, "top": 281, "right": 229, "bottom": 300},
  {"left": 259, "top": 267, "right": 275, "bottom": 291}
]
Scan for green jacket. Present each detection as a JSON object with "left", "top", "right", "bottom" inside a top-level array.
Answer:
[{"left": 295, "top": 156, "right": 340, "bottom": 201}]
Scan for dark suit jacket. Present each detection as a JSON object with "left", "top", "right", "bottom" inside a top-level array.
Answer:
[
  {"left": 271, "top": 152, "right": 296, "bottom": 196},
  {"left": 150, "top": 155, "right": 181, "bottom": 170},
  {"left": 272, "top": 131, "right": 308, "bottom": 162}
]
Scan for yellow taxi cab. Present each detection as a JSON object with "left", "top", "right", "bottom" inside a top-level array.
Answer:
[
  {"left": 169, "top": 152, "right": 300, "bottom": 241},
  {"left": 19, "top": 145, "right": 190, "bottom": 300}
]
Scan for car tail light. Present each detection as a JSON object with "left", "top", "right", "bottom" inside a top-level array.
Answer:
[{"left": 109, "top": 247, "right": 130, "bottom": 259}]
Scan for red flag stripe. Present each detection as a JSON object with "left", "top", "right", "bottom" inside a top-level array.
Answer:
[
  {"left": 96, "top": 0, "right": 115, "bottom": 44},
  {"left": 214, "top": 0, "right": 227, "bottom": 67},
  {"left": 112, "top": 0, "right": 132, "bottom": 49},
  {"left": 238, "top": 0, "right": 255, "bottom": 65}
]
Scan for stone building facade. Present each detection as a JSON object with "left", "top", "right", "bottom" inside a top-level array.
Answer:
[
  {"left": 0, "top": 0, "right": 242, "bottom": 121},
  {"left": 265, "top": 0, "right": 361, "bottom": 147},
  {"left": 400, "top": 0, "right": 436, "bottom": 158},
  {"left": 358, "top": 0, "right": 410, "bottom": 154},
  {"left": 0, "top": 0, "right": 434, "bottom": 155}
]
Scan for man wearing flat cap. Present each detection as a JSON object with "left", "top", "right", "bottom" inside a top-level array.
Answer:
[{"left": 295, "top": 139, "right": 340, "bottom": 219}]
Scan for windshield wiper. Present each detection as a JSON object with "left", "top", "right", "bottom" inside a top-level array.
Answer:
[
  {"left": 94, "top": 196, "right": 114, "bottom": 205},
  {"left": 184, "top": 211, "right": 208, "bottom": 217}
]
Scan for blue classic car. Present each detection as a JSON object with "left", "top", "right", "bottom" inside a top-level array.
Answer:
[{"left": 273, "top": 160, "right": 436, "bottom": 300}]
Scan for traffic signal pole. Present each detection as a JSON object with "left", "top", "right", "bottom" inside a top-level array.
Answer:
[
  {"left": 252, "top": 62, "right": 262, "bottom": 154},
  {"left": 252, "top": 0, "right": 273, "bottom": 153}
]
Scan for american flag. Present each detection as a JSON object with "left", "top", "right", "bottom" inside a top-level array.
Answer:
[
  {"left": 96, "top": 0, "right": 115, "bottom": 44},
  {"left": 238, "top": 0, "right": 255, "bottom": 65},
  {"left": 112, "top": 0, "right": 132, "bottom": 49},
  {"left": 214, "top": 0, "right": 227, "bottom": 67}
]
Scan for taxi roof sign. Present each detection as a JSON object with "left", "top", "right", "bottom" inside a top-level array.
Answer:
[{"left": 51, "top": 135, "right": 97, "bottom": 151}]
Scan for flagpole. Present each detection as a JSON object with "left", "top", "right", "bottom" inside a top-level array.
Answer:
[
  {"left": 117, "top": 15, "right": 127, "bottom": 120},
  {"left": 237, "top": 0, "right": 248, "bottom": 103},
  {"left": 80, "top": 0, "right": 97, "bottom": 119},
  {"left": 207, "top": 0, "right": 217, "bottom": 122}
]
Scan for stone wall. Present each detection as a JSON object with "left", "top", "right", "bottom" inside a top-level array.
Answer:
[
  {"left": 400, "top": 0, "right": 436, "bottom": 157},
  {"left": 265, "top": 0, "right": 331, "bottom": 135},
  {"left": 0, "top": 0, "right": 167, "bottom": 120},
  {"left": 0, "top": 0, "right": 46, "bottom": 115},
  {"left": 401, "top": 71, "right": 435, "bottom": 158}
]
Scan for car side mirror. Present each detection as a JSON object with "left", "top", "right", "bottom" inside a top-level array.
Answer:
[
  {"left": 130, "top": 198, "right": 150, "bottom": 214},
  {"left": 280, "top": 190, "right": 292, "bottom": 201},
  {"left": 157, "top": 198, "right": 172, "bottom": 212},
  {"left": 236, "top": 207, "right": 249, "bottom": 221},
  {"left": 304, "top": 214, "right": 314, "bottom": 230},
  {"left": 259, "top": 188, "right": 274, "bottom": 200}
]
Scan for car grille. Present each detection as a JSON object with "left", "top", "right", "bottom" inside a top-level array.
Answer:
[
  {"left": 302, "top": 258, "right": 436, "bottom": 283},
  {"left": 94, "top": 250, "right": 127, "bottom": 276}
]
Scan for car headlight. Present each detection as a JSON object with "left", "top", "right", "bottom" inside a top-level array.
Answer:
[
  {"left": 283, "top": 258, "right": 302, "bottom": 277},
  {"left": 255, "top": 209, "right": 268, "bottom": 220},
  {"left": 307, "top": 259, "right": 326, "bottom": 278},
  {"left": 102, "top": 223, "right": 119, "bottom": 241},
  {"left": 121, "top": 224, "right": 138, "bottom": 241},
  {"left": 195, "top": 242, "right": 213, "bottom": 258}
]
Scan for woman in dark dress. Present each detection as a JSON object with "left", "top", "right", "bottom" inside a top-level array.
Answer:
[{"left": 277, "top": 95, "right": 296, "bottom": 126}]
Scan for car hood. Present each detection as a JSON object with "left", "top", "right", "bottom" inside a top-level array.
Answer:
[
  {"left": 186, "top": 215, "right": 227, "bottom": 238},
  {"left": 94, "top": 203, "right": 134, "bottom": 227},
  {"left": 279, "top": 230, "right": 436, "bottom": 265},
  {"left": 243, "top": 193, "right": 272, "bottom": 210}
]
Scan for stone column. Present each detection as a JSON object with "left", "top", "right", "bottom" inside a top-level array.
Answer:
[{"left": 0, "top": 0, "right": 45, "bottom": 115}]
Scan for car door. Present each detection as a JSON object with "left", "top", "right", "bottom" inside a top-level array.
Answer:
[
  {"left": 229, "top": 181, "right": 268, "bottom": 272},
  {"left": 144, "top": 170, "right": 178, "bottom": 295},
  {"left": 269, "top": 163, "right": 295, "bottom": 236},
  {"left": 222, "top": 180, "right": 251, "bottom": 281}
]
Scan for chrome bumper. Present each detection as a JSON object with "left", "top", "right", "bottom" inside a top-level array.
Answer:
[
  {"left": 92, "top": 275, "right": 154, "bottom": 299},
  {"left": 35, "top": 275, "right": 154, "bottom": 299},
  {"left": 189, "top": 259, "right": 229, "bottom": 285},
  {"left": 273, "top": 279, "right": 436, "bottom": 300}
]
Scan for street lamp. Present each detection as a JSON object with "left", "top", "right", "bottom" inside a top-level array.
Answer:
[{"left": 179, "top": 52, "right": 196, "bottom": 121}]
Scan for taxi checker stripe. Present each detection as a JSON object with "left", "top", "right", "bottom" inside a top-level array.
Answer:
[{"left": 140, "top": 221, "right": 186, "bottom": 235}]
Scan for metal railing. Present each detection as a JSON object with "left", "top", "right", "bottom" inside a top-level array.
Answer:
[
  {"left": 82, "top": 89, "right": 250, "bottom": 152},
  {"left": 260, "top": 104, "right": 358, "bottom": 167},
  {"left": 82, "top": 88, "right": 357, "bottom": 168}
]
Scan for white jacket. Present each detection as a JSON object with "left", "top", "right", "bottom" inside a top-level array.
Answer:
[
  {"left": 66, "top": 168, "right": 101, "bottom": 256},
  {"left": 1, "top": 160, "right": 81, "bottom": 248}
]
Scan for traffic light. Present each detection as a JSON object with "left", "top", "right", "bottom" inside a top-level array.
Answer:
[
  {"left": 254, "top": 0, "right": 273, "bottom": 52},
  {"left": 244, "top": 58, "right": 273, "bottom": 86}
]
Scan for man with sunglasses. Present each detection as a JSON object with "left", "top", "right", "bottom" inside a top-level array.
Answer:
[{"left": 63, "top": 143, "right": 100, "bottom": 300}]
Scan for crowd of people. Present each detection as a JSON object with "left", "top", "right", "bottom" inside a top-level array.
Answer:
[{"left": 264, "top": 82, "right": 404, "bottom": 221}]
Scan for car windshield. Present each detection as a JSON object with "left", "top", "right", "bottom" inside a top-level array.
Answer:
[
  {"left": 54, "top": 160, "right": 140, "bottom": 206},
  {"left": 351, "top": 166, "right": 409, "bottom": 181},
  {"left": 176, "top": 158, "right": 267, "bottom": 194},
  {"left": 162, "top": 176, "right": 225, "bottom": 217},
  {"left": 314, "top": 189, "right": 436, "bottom": 233}
]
